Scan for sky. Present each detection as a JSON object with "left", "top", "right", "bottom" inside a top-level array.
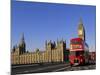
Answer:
[{"left": 11, "top": 1, "right": 96, "bottom": 52}]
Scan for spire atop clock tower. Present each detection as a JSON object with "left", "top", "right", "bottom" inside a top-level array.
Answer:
[{"left": 78, "top": 18, "right": 85, "bottom": 41}]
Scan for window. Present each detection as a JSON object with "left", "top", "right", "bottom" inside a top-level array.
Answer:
[
  {"left": 70, "top": 51, "right": 75, "bottom": 56},
  {"left": 76, "top": 51, "right": 84, "bottom": 56},
  {"left": 71, "top": 40, "right": 82, "bottom": 44},
  {"left": 70, "top": 51, "right": 84, "bottom": 56}
]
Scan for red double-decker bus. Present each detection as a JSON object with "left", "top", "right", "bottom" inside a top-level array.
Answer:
[{"left": 69, "top": 38, "right": 89, "bottom": 66}]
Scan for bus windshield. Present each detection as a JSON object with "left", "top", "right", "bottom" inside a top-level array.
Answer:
[
  {"left": 70, "top": 51, "right": 84, "bottom": 56},
  {"left": 71, "top": 40, "right": 82, "bottom": 44}
]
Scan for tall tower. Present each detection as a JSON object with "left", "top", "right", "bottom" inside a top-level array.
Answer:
[
  {"left": 19, "top": 33, "right": 26, "bottom": 53},
  {"left": 78, "top": 18, "right": 85, "bottom": 41}
]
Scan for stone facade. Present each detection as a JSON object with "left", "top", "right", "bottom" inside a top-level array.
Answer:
[{"left": 11, "top": 36, "right": 66, "bottom": 65}]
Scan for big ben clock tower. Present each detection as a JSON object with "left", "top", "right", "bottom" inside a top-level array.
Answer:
[{"left": 78, "top": 18, "right": 85, "bottom": 41}]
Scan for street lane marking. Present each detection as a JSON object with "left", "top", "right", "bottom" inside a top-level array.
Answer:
[{"left": 53, "top": 66, "right": 71, "bottom": 72}]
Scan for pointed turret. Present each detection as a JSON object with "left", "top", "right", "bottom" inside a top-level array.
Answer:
[
  {"left": 19, "top": 33, "right": 26, "bottom": 53},
  {"left": 79, "top": 17, "right": 83, "bottom": 25},
  {"left": 19, "top": 33, "right": 25, "bottom": 46}
]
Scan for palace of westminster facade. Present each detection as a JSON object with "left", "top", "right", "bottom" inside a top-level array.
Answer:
[
  {"left": 11, "top": 18, "right": 85, "bottom": 65},
  {"left": 11, "top": 37, "right": 67, "bottom": 64}
]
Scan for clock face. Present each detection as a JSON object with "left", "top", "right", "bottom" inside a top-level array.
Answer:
[{"left": 79, "top": 30, "right": 82, "bottom": 34}]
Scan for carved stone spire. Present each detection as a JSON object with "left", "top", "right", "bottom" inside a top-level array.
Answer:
[
  {"left": 19, "top": 33, "right": 25, "bottom": 46},
  {"left": 19, "top": 33, "right": 26, "bottom": 53}
]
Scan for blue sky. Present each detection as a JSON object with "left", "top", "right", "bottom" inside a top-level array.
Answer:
[{"left": 11, "top": 1, "right": 96, "bottom": 52}]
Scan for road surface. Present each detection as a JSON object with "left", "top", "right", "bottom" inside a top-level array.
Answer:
[{"left": 11, "top": 63, "right": 96, "bottom": 75}]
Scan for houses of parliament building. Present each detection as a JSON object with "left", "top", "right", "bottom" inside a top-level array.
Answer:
[{"left": 11, "top": 35, "right": 67, "bottom": 64}]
